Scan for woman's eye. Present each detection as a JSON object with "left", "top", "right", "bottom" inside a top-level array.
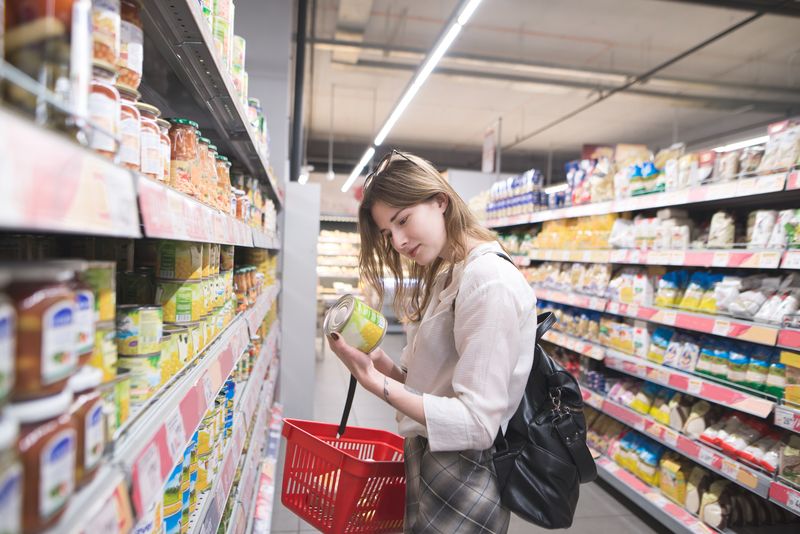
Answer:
[{"left": 399, "top": 216, "right": 408, "bottom": 226}]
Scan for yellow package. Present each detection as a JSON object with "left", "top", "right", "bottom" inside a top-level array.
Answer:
[{"left": 659, "top": 454, "right": 689, "bottom": 505}]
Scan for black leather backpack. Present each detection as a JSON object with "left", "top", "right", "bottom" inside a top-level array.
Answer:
[{"left": 491, "top": 311, "right": 597, "bottom": 528}]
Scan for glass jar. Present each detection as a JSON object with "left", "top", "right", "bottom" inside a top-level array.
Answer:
[
  {"left": 4, "top": 0, "right": 91, "bottom": 135},
  {"left": 6, "top": 267, "right": 79, "bottom": 401},
  {"left": 234, "top": 189, "right": 245, "bottom": 220},
  {"left": 117, "top": 84, "right": 141, "bottom": 171},
  {"left": 88, "top": 62, "right": 120, "bottom": 159},
  {"left": 91, "top": 0, "right": 121, "bottom": 65},
  {"left": 0, "top": 416, "right": 22, "bottom": 534},
  {"left": 118, "top": 0, "right": 143, "bottom": 89},
  {"left": 68, "top": 366, "right": 104, "bottom": 487},
  {"left": 197, "top": 138, "right": 211, "bottom": 206},
  {"left": 157, "top": 119, "right": 172, "bottom": 183},
  {"left": 215, "top": 156, "right": 232, "bottom": 212},
  {"left": 137, "top": 103, "right": 163, "bottom": 181},
  {"left": 6, "top": 390, "right": 77, "bottom": 534},
  {"left": 0, "top": 273, "right": 16, "bottom": 407},
  {"left": 47, "top": 260, "right": 96, "bottom": 367},
  {"left": 168, "top": 119, "right": 199, "bottom": 196}
]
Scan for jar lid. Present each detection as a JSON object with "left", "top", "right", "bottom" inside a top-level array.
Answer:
[
  {"left": 156, "top": 118, "right": 171, "bottom": 129},
  {"left": 0, "top": 416, "right": 19, "bottom": 450},
  {"left": 116, "top": 84, "right": 141, "bottom": 101},
  {"left": 136, "top": 102, "right": 161, "bottom": 118},
  {"left": 199, "top": 137, "right": 211, "bottom": 145},
  {"left": 208, "top": 145, "right": 218, "bottom": 153},
  {"left": 92, "top": 60, "right": 118, "bottom": 78},
  {"left": 6, "top": 390, "right": 73, "bottom": 423},
  {"left": 4, "top": 265, "right": 76, "bottom": 283},
  {"left": 168, "top": 118, "right": 198, "bottom": 128},
  {"left": 68, "top": 366, "right": 103, "bottom": 393},
  {"left": 216, "top": 155, "right": 230, "bottom": 162}
]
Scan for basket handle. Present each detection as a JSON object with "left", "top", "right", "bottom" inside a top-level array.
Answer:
[{"left": 337, "top": 374, "right": 358, "bottom": 438}]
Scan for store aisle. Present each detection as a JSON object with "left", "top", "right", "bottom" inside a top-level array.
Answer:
[{"left": 270, "top": 334, "right": 668, "bottom": 533}]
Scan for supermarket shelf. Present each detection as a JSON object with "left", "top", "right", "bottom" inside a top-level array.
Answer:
[
  {"left": 529, "top": 248, "right": 783, "bottom": 269},
  {"left": 253, "top": 229, "right": 281, "bottom": 250},
  {"left": 0, "top": 106, "right": 141, "bottom": 238},
  {"left": 245, "top": 283, "right": 281, "bottom": 334},
  {"left": 318, "top": 273, "right": 360, "bottom": 281},
  {"left": 604, "top": 301, "right": 780, "bottom": 347},
  {"left": 598, "top": 393, "right": 773, "bottom": 498},
  {"left": 138, "top": 176, "right": 253, "bottom": 246},
  {"left": 139, "top": 0, "right": 282, "bottom": 206},
  {"left": 604, "top": 349, "right": 775, "bottom": 418},
  {"left": 47, "top": 466, "right": 134, "bottom": 534},
  {"left": 594, "top": 456, "right": 718, "bottom": 534},
  {"left": 535, "top": 284, "right": 780, "bottom": 347},
  {"left": 542, "top": 330, "right": 606, "bottom": 360},
  {"left": 487, "top": 172, "right": 790, "bottom": 228},
  {"left": 250, "top": 407, "right": 285, "bottom": 534},
  {"left": 318, "top": 239, "right": 360, "bottom": 245},
  {"left": 510, "top": 254, "right": 531, "bottom": 267},
  {"left": 114, "top": 289, "right": 276, "bottom": 517},
  {"left": 769, "top": 480, "right": 800, "bottom": 517},
  {"left": 535, "top": 286, "right": 608, "bottom": 312},
  {"left": 774, "top": 403, "right": 800, "bottom": 434},
  {"left": 320, "top": 215, "right": 358, "bottom": 223},
  {"left": 189, "top": 411, "right": 247, "bottom": 533},
  {"left": 786, "top": 170, "right": 800, "bottom": 191}
]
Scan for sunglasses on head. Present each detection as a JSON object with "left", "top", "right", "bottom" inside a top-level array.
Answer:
[{"left": 363, "top": 149, "right": 416, "bottom": 191}]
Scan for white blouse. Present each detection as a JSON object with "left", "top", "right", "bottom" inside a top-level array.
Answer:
[{"left": 396, "top": 241, "right": 537, "bottom": 452}]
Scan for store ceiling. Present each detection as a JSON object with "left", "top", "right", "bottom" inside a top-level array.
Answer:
[{"left": 302, "top": 0, "right": 800, "bottom": 174}]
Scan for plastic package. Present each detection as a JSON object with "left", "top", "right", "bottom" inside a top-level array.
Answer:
[
  {"left": 678, "top": 340, "right": 700, "bottom": 372},
  {"left": 663, "top": 335, "right": 685, "bottom": 368},
  {"left": 715, "top": 150, "right": 740, "bottom": 181},
  {"left": 747, "top": 210, "right": 778, "bottom": 249},
  {"left": 726, "top": 345, "right": 750, "bottom": 385},
  {"left": 683, "top": 400, "right": 714, "bottom": 440},
  {"left": 648, "top": 327, "right": 673, "bottom": 365},
  {"left": 655, "top": 270, "right": 688, "bottom": 308},
  {"left": 707, "top": 211, "right": 736, "bottom": 248},
  {"left": 685, "top": 466, "right": 712, "bottom": 514},
  {"left": 667, "top": 393, "right": 693, "bottom": 431}
]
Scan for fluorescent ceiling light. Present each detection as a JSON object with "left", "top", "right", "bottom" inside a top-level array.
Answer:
[
  {"left": 713, "top": 135, "right": 769, "bottom": 153},
  {"left": 374, "top": 23, "right": 463, "bottom": 146},
  {"left": 346, "top": 0, "right": 482, "bottom": 189},
  {"left": 544, "top": 183, "right": 569, "bottom": 195},
  {"left": 458, "top": 0, "right": 483, "bottom": 25},
  {"left": 341, "top": 147, "right": 375, "bottom": 193}
]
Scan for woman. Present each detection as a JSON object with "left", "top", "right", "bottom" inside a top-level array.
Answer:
[{"left": 327, "top": 151, "right": 537, "bottom": 533}]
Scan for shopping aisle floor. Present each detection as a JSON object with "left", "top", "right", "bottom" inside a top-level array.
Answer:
[{"left": 270, "top": 334, "right": 670, "bottom": 533}]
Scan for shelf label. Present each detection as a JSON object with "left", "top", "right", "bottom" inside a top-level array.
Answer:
[
  {"left": 712, "top": 251, "right": 730, "bottom": 267},
  {"left": 786, "top": 489, "right": 800, "bottom": 515},
  {"left": 629, "top": 250, "right": 641, "bottom": 264},
  {"left": 712, "top": 320, "right": 731, "bottom": 337},
  {"left": 759, "top": 251, "right": 781, "bottom": 269},
  {"left": 698, "top": 447, "right": 716, "bottom": 466},
  {"left": 721, "top": 459, "right": 740, "bottom": 480},
  {"left": 663, "top": 428, "right": 679, "bottom": 447},
  {"left": 660, "top": 310, "right": 677, "bottom": 326},
  {"left": 135, "top": 443, "right": 163, "bottom": 510},
  {"left": 687, "top": 377, "right": 703, "bottom": 395},
  {"left": 775, "top": 406, "right": 800, "bottom": 432},
  {"left": 202, "top": 374, "right": 215, "bottom": 408},
  {"left": 165, "top": 410, "right": 187, "bottom": 462},
  {"left": 627, "top": 304, "right": 639, "bottom": 318},
  {"left": 669, "top": 250, "right": 685, "bottom": 265},
  {"left": 783, "top": 250, "right": 800, "bottom": 270},
  {"left": 610, "top": 249, "right": 628, "bottom": 263}
]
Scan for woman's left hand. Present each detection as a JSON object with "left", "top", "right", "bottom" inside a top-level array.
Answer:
[{"left": 327, "top": 333, "right": 381, "bottom": 389}]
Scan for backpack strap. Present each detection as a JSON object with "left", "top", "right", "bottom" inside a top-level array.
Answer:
[{"left": 554, "top": 412, "right": 598, "bottom": 483}]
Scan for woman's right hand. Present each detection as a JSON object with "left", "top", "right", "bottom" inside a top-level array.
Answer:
[{"left": 367, "top": 347, "right": 393, "bottom": 375}]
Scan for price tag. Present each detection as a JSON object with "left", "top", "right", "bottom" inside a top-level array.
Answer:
[
  {"left": 712, "top": 251, "right": 730, "bottom": 267},
  {"left": 166, "top": 410, "right": 187, "bottom": 462},
  {"left": 610, "top": 249, "right": 628, "bottom": 263},
  {"left": 783, "top": 250, "right": 800, "bottom": 270},
  {"left": 654, "top": 369, "right": 671, "bottom": 384},
  {"left": 775, "top": 406, "right": 800, "bottom": 432},
  {"left": 135, "top": 443, "right": 163, "bottom": 506},
  {"left": 669, "top": 250, "right": 686, "bottom": 265},
  {"left": 88, "top": 495, "right": 120, "bottom": 533},
  {"left": 786, "top": 489, "right": 800, "bottom": 515},
  {"left": 634, "top": 417, "right": 645, "bottom": 432},
  {"left": 582, "top": 250, "right": 593, "bottom": 263},
  {"left": 759, "top": 251, "right": 781, "bottom": 269},
  {"left": 202, "top": 374, "right": 215, "bottom": 408},
  {"left": 721, "top": 459, "right": 740, "bottom": 480},
  {"left": 660, "top": 310, "right": 677, "bottom": 326},
  {"left": 688, "top": 377, "right": 703, "bottom": 395},
  {"left": 663, "top": 428, "right": 679, "bottom": 447},
  {"left": 712, "top": 320, "right": 731, "bottom": 337},
  {"left": 698, "top": 447, "right": 716, "bottom": 466},
  {"left": 627, "top": 304, "right": 639, "bottom": 318},
  {"left": 629, "top": 250, "right": 641, "bottom": 264}
]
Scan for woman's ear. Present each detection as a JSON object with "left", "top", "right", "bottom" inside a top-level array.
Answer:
[{"left": 435, "top": 193, "right": 449, "bottom": 213}]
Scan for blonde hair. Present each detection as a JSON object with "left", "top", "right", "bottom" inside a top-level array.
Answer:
[{"left": 358, "top": 152, "right": 497, "bottom": 323}]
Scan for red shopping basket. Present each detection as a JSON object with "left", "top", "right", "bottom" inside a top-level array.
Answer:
[{"left": 281, "top": 418, "right": 406, "bottom": 533}]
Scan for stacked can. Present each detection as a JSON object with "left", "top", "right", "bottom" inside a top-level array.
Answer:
[
  {"left": 212, "top": 0, "right": 235, "bottom": 71},
  {"left": 116, "top": 305, "right": 163, "bottom": 406},
  {"left": 231, "top": 35, "right": 247, "bottom": 105},
  {"left": 163, "top": 460, "right": 183, "bottom": 534}
]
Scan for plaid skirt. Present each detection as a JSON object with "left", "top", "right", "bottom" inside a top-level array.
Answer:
[{"left": 403, "top": 436, "right": 510, "bottom": 533}]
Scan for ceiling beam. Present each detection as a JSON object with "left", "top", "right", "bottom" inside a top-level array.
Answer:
[
  {"left": 338, "top": 57, "right": 800, "bottom": 115},
  {"left": 311, "top": 37, "right": 800, "bottom": 101},
  {"left": 655, "top": 0, "right": 800, "bottom": 17},
  {"left": 332, "top": 0, "right": 374, "bottom": 64}
]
